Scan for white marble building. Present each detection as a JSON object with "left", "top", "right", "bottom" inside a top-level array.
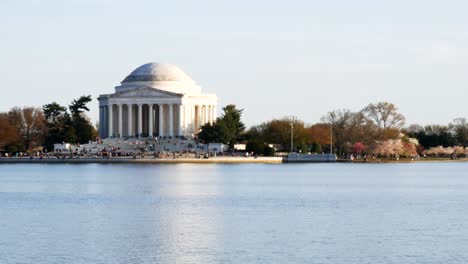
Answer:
[{"left": 98, "top": 63, "right": 217, "bottom": 138}]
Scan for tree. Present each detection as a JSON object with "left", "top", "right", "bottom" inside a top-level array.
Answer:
[
  {"left": 299, "top": 144, "right": 309, "bottom": 154},
  {"left": 198, "top": 104, "right": 245, "bottom": 145},
  {"left": 321, "top": 109, "right": 355, "bottom": 155},
  {"left": 310, "top": 142, "right": 322, "bottom": 153},
  {"left": 198, "top": 122, "right": 230, "bottom": 143},
  {"left": 0, "top": 113, "right": 20, "bottom": 151},
  {"left": 306, "top": 123, "right": 331, "bottom": 147},
  {"left": 370, "top": 139, "right": 403, "bottom": 157},
  {"left": 7, "top": 107, "right": 45, "bottom": 151},
  {"left": 406, "top": 125, "right": 456, "bottom": 148},
  {"left": 43, "top": 102, "right": 67, "bottom": 123},
  {"left": 362, "top": 102, "right": 405, "bottom": 129},
  {"left": 43, "top": 102, "right": 68, "bottom": 150},
  {"left": 451, "top": 118, "right": 468, "bottom": 147},
  {"left": 69, "top": 96, "right": 92, "bottom": 117},
  {"left": 218, "top": 104, "right": 245, "bottom": 144},
  {"left": 246, "top": 140, "right": 265, "bottom": 155},
  {"left": 349, "top": 142, "right": 366, "bottom": 155},
  {"left": 263, "top": 145, "right": 275, "bottom": 156},
  {"left": 68, "top": 95, "right": 96, "bottom": 144},
  {"left": 262, "top": 118, "right": 308, "bottom": 151}
]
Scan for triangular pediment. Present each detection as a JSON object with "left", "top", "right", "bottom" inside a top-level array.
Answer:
[{"left": 111, "top": 86, "right": 182, "bottom": 98}]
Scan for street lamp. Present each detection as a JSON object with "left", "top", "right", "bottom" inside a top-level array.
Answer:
[{"left": 290, "top": 116, "right": 297, "bottom": 153}]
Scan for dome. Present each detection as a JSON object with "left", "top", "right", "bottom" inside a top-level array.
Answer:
[{"left": 122, "top": 63, "right": 195, "bottom": 83}]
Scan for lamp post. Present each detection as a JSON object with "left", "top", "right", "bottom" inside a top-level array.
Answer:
[{"left": 290, "top": 116, "right": 296, "bottom": 153}]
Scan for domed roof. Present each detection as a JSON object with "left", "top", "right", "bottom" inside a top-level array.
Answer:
[{"left": 122, "top": 63, "right": 194, "bottom": 83}]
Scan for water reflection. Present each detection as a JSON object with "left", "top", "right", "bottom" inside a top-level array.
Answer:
[
  {"left": 161, "top": 165, "right": 221, "bottom": 264},
  {"left": 1, "top": 163, "right": 468, "bottom": 263}
]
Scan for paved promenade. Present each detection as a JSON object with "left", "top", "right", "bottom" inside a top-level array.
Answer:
[{"left": 0, "top": 157, "right": 284, "bottom": 164}]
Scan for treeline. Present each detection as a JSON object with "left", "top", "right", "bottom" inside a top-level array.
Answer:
[
  {"left": 1, "top": 98, "right": 467, "bottom": 158},
  {"left": 0, "top": 96, "right": 96, "bottom": 152},
  {"left": 198, "top": 102, "right": 468, "bottom": 157}
]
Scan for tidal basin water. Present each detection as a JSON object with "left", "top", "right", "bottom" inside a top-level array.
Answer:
[{"left": 1, "top": 163, "right": 468, "bottom": 264}]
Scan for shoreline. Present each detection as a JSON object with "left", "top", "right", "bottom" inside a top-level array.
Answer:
[
  {"left": 339, "top": 158, "right": 468, "bottom": 163},
  {"left": 0, "top": 157, "right": 284, "bottom": 164},
  {"left": 0, "top": 157, "right": 467, "bottom": 164}
]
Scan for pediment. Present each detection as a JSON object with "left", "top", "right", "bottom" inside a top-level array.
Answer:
[{"left": 111, "top": 87, "right": 182, "bottom": 98}]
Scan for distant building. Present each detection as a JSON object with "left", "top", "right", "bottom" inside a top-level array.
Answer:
[
  {"left": 208, "top": 143, "right": 229, "bottom": 153},
  {"left": 54, "top": 143, "right": 71, "bottom": 151},
  {"left": 233, "top": 144, "right": 246, "bottom": 151},
  {"left": 98, "top": 63, "right": 218, "bottom": 138}
]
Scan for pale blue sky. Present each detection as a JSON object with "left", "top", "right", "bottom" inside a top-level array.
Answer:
[{"left": 1, "top": 0, "right": 467, "bottom": 126}]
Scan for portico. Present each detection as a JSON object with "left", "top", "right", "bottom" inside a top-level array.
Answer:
[{"left": 98, "top": 63, "right": 217, "bottom": 138}]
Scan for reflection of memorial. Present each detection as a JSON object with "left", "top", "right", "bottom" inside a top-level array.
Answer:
[
  {"left": 98, "top": 63, "right": 218, "bottom": 138},
  {"left": 165, "top": 170, "right": 221, "bottom": 263}
]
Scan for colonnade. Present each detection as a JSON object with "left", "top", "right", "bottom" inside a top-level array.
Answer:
[{"left": 99, "top": 103, "right": 217, "bottom": 138}]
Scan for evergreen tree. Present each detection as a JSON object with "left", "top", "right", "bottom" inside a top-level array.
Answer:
[
  {"left": 198, "top": 104, "right": 245, "bottom": 144},
  {"left": 311, "top": 142, "right": 322, "bottom": 153},
  {"left": 68, "top": 95, "right": 96, "bottom": 143},
  {"left": 246, "top": 140, "right": 265, "bottom": 155},
  {"left": 43, "top": 102, "right": 68, "bottom": 150},
  {"left": 42, "top": 96, "right": 96, "bottom": 148}
]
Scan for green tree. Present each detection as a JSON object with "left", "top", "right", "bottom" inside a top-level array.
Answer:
[
  {"left": 68, "top": 95, "right": 96, "bottom": 143},
  {"left": 69, "top": 96, "right": 92, "bottom": 117},
  {"left": 406, "top": 125, "right": 456, "bottom": 148},
  {"left": 41, "top": 96, "right": 96, "bottom": 147},
  {"left": 299, "top": 144, "right": 309, "bottom": 154},
  {"left": 263, "top": 145, "right": 275, "bottom": 156},
  {"left": 311, "top": 142, "right": 322, "bottom": 153},
  {"left": 249, "top": 117, "right": 309, "bottom": 151},
  {"left": 198, "top": 122, "right": 230, "bottom": 143},
  {"left": 198, "top": 104, "right": 245, "bottom": 144},
  {"left": 246, "top": 140, "right": 265, "bottom": 155},
  {"left": 42, "top": 102, "right": 68, "bottom": 150},
  {"left": 218, "top": 104, "right": 245, "bottom": 144}
]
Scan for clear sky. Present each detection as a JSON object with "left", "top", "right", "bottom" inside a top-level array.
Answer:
[{"left": 1, "top": 0, "right": 467, "bottom": 127}]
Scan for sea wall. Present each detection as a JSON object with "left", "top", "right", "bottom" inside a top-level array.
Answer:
[
  {"left": 285, "top": 153, "right": 337, "bottom": 162},
  {"left": 0, "top": 157, "right": 283, "bottom": 164}
]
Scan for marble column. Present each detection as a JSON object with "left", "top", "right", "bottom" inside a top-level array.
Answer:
[
  {"left": 108, "top": 104, "right": 113, "bottom": 137},
  {"left": 98, "top": 106, "right": 102, "bottom": 137},
  {"left": 198, "top": 105, "right": 202, "bottom": 131},
  {"left": 103, "top": 106, "right": 107, "bottom": 138},
  {"left": 118, "top": 104, "right": 123, "bottom": 138},
  {"left": 159, "top": 104, "right": 164, "bottom": 137},
  {"left": 102, "top": 106, "right": 105, "bottom": 136},
  {"left": 208, "top": 105, "right": 212, "bottom": 125},
  {"left": 138, "top": 104, "right": 143, "bottom": 138},
  {"left": 185, "top": 103, "right": 191, "bottom": 135},
  {"left": 169, "top": 104, "right": 174, "bottom": 137},
  {"left": 127, "top": 104, "right": 133, "bottom": 137},
  {"left": 201, "top": 105, "right": 205, "bottom": 124},
  {"left": 178, "top": 104, "right": 184, "bottom": 136},
  {"left": 148, "top": 104, "right": 153, "bottom": 138}
]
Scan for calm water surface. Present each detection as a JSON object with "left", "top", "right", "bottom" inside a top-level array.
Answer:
[{"left": 1, "top": 163, "right": 468, "bottom": 264}]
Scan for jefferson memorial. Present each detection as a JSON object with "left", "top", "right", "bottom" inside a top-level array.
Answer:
[{"left": 98, "top": 63, "right": 218, "bottom": 138}]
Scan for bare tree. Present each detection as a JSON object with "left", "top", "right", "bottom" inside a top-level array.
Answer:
[
  {"left": 321, "top": 109, "right": 355, "bottom": 155},
  {"left": 451, "top": 118, "right": 468, "bottom": 147},
  {"left": 362, "top": 102, "right": 405, "bottom": 129},
  {"left": 8, "top": 107, "right": 45, "bottom": 151}
]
